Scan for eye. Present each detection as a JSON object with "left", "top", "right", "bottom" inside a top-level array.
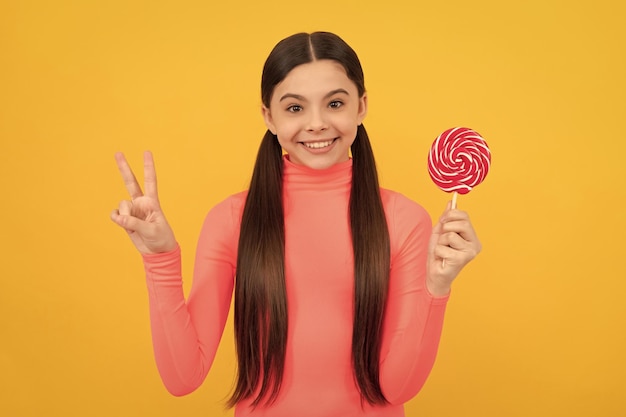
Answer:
[
  {"left": 287, "top": 104, "right": 303, "bottom": 113},
  {"left": 329, "top": 100, "right": 343, "bottom": 109}
]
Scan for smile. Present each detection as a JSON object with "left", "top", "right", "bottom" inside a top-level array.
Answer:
[{"left": 302, "top": 139, "right": 335, "bottom": 149}]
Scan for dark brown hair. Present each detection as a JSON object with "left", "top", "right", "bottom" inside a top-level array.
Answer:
[{"left": 229, "top": 32, "right": 390, "bottom": 408}]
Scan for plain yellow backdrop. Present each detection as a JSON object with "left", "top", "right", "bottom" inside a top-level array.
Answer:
[{"left": 1, "top": 0, "right": 625, "bottom": 416}]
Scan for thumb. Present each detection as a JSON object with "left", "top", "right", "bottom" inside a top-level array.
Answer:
[{"left": 110, "top": 210, "right": 148, "bottom": 235}]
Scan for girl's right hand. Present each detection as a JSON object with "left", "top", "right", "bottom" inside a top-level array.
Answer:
[{"left": 110, "top": 151, "right": 177, "bottom": 254}]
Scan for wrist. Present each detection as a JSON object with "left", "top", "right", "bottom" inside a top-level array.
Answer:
[{"left": 426, "top": 278, "right": 451, "bottom": 297}]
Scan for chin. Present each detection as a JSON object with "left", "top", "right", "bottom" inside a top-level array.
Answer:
[{"left": 302, "top": 157, "right": 345, "bottom": 170}]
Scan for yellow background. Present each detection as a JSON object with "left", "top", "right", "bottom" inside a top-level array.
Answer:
[{"left": 1, "top": 0, "right": 625, "bottom": 415}]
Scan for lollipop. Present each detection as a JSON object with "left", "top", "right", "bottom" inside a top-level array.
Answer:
[{"left": 428, "top": 127, "right": 491, "bottom": 209}]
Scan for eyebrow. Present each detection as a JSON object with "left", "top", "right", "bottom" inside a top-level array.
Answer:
[{"left": 279, "top": 88, "right": 350, "bottom": 102}]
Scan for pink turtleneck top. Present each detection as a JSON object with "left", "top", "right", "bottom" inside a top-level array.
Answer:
[{"left": 142, "top": 156, "right": 449, "bottom": 416}]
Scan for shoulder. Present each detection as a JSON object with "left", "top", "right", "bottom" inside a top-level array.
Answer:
[
  {"left": 205, "top": 190, "right": 248, "bottom": 221},
  {"left": 200, "top": 191, "right": 247, "bottom": 237},
  {"left": 380, "top": 188, "right": 431, "bottom": 226},
  {"left": 207, "top": 191, "right": 247, "bottom": 219},
  {"left": 381, "top": 188, "right": 432, "bottom": 255},
  {"left": 196, "top": 191, "right": 248, "bottom": 259}
]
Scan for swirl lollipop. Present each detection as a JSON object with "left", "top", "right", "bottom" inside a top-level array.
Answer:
[{"left": 428, "top": 127, "right": 491, "bottom": 209}]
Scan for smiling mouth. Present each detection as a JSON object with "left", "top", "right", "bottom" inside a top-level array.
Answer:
[{"left": 302, "top": 139, "right": 336, "bottom": 149}]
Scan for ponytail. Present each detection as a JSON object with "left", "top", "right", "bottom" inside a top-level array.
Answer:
[
  {"left": 350, "top": 124, "right": 391, "bottom": 405},
  {"left": 229, "top": 131, "right": 287, "bottom": 408}
]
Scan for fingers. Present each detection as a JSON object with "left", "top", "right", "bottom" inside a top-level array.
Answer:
[
  {"left": 433, "top": 244, "right": 473, "bottom": 268},
  {"left": 439, "top": 207, "right": 469, "bottom": 223},
  {"left": 143, "top": 151, "right": 159, "bottom": 200},
  {"left": 111, "top": 200, "right": 139, "bottom": 233},
  {"left": 118, "top": 199, "right": 132, "bottom": 217},
  {"left": 110, "top": 209, "right": 129, "bottom": 231},
  {"left": 437, "top": 231, "right": 469, "bottom": 251},
  {"left": 432, "top": 204, "right": 482, "bottom": 265},
  {"left": 111, "top": 209, "right": 149, "bottom": 236},
  {"left": 439, "top": 210, "right": 479, "bottom": 243},
  {"left": 115, "top": 152, "right": 144, "bottom": 200},
  {"left": 437, "top": 230, "right": 479, "bottom": 258}
]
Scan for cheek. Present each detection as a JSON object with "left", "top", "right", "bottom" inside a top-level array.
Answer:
[
  {"left": 274, "top": 121, "right": 302, "bottom": 148},
  {"left": 275, "top": 137, "right": 289, "bottom": 150},
  {"left": 276, "top": 123, "right": 299, "bottom": 140},
  {"left": 333, "top": 110, "right": 361, "bottom": 129},
  {"left": 335, "top": 117, "right": 359, "bottom": 138}
]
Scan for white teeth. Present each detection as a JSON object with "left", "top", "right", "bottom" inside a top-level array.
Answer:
[{"left": 303, "top": 140, "right": 334, "bottom": 149}]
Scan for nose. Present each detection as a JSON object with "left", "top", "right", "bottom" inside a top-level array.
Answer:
[{"left": 306, "top": 108, "right": 328, "bottom": 132}]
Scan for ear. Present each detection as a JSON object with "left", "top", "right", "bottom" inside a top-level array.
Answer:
[
  {"left": 357, "top": 93, "right": 368, "bottom": 125},
  {"left": 261, "top": 105, "right": 277, "bottom": 135}
]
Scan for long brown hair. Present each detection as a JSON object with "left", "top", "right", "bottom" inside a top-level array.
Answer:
[{"left": 229, "top": 32, "right": 390, "bottom": 408}]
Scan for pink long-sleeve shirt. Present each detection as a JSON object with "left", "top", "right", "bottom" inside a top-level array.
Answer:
[{"left": 142, "top": 156, "right": 449, "bottom": 416}]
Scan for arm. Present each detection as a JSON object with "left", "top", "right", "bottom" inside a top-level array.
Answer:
[
  {"left": 110, "top": 151, "right": 238, "bottom": 396},
  {"left": 379, "top": 194, "right": 449, "bottom": 404},
  {"left": 142, "top": 197, "right": 238, "bottom": 396}
]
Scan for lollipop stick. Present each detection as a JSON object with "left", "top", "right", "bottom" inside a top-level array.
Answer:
[{"left": 442, "top": 192, "right": 458, "bottom": 269}]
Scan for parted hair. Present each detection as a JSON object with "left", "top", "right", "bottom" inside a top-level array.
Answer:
[{"left": 229, "top": 32, "right": 391, "bottom": 408}]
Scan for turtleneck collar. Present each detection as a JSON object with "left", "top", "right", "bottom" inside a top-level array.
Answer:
[{"left": 282, "top": 154, "right": 352, "bottom": 191}]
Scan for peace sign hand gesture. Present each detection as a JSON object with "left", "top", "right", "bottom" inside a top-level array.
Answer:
[{"left": 110, "top": 151, "right": 177, "bottom": 254}]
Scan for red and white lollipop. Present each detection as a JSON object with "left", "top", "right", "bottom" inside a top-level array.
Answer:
[{"left": 428, "top": 127, "right": 491, "bottom": 208}]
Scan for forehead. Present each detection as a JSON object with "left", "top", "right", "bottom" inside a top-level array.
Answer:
[{"left": 273, "top": 60, "right": 355, "bottom": 96}]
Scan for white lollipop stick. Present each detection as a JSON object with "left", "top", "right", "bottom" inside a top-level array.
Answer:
[{"left": 442, "top": 192, "right": 458, "bottom": 268}]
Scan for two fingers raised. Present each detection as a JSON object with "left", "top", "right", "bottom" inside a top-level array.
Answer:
[
  {"left": 110, "top": 151, "right": 160, "bottom": 233},
  {"left": 115, "top": 151, "right": 159, "bottom": 201}
]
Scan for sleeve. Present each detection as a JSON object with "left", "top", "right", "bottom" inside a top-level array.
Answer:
[
  {"left": 379, "top": 192, "right": 450, "bottom": 404},
  {"left": 141, "top": 197, "right": 239, "bottom": 396}
]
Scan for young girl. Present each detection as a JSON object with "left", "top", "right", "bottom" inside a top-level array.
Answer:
[{"left": 111, "top": 32, "right": 481, "bottom": 416}]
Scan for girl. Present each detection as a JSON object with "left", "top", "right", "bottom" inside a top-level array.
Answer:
[{"left": 111, "top": 32, "right": 481, "bottom": 416}]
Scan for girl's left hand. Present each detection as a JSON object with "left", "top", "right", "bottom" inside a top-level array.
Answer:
[{"left": 426, "top": 202, "right": 482, "bottom": 296}]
